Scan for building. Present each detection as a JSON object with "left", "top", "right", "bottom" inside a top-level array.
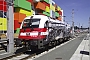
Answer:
[{"left": 0, "top": 0, "right": 63, "bottom": 33}]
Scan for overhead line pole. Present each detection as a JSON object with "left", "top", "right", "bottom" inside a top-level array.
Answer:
[
  {"left": 6, "top": 0, "right": 14, "bottom": 53},
  {"left": 63, "top": 16, "right": 66, "bottom": 22},
  {"left": 89, "top": 17, "right": 90, "bottom": 59},
  {"left": 72, "top": 9, "right": 74, "bottom": 37},
  {"left": 79, "top": 23, "right": 80, "bottom": 28}
]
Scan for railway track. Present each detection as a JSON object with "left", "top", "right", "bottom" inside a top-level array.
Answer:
[
  {"left": 0, "top": 40, "right": 7, "bottom": 51},
  {"left": 1, "top": 52, "right": 36, "bottom": 60},
  {"left": 0, "top": 33, "right": 81, "bottom": 60},
  {"left": 0, "top": 39, "right": 70, "bottom": 60},
  {"left": 0, "top": 47, "right": 4, "bottom": 51},
  {"left": 0, "top": 33, "right": 19, "bottom": 51}
]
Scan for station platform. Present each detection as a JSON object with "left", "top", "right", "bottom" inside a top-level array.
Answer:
[
  {"left": 28, "top": 34, "right": 89, "bottom": 60},
  {"left": 70, "top": 35, "right": 89, "bottom": 60}
]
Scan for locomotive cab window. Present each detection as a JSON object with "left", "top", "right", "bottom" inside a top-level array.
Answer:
[
  {"left": 22, "top": 19, "right": 40, "bottom": 28},
  {"left": 44, "top": 21, "right": 48, "bottom": 28}
]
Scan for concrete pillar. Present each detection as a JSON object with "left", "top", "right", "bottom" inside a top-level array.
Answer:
[{"left": 7, "top": 0, "right": 14, "bottom": 53}]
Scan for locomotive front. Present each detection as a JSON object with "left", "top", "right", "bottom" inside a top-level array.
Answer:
[
  {"left": 19, "top": 15, "right": 48, "bottom": 40},
  {"left": 18, "top": 15, "right": 49, "bottom": 50}
]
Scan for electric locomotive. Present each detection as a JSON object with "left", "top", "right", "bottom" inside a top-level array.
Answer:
[{"left": 17, "top": 15, "right": 71, "bottom": 51}]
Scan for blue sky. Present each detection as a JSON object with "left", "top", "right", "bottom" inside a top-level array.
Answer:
[{"left": 54, "top": 0, "right": 90, "bottom": 28}]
